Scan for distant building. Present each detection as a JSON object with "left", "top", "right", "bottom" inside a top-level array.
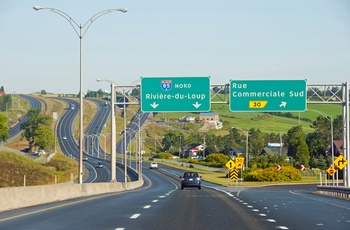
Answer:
[
  {"left": 228, "top": 147, "right": 244, "bottom": 159},
  {"left": 0, "top": 92, "right": 5, "bottom": 96},
  {"left": 330, "top": 140, "right": 343, "bottom": 157},
  {"left": 259, "top": 146, "right": 288, "bottom": 156},
  {"left": 182, "top": 143, "right": 206, "bottom": 158},
  {"left": 199, "top": 112, "right": 222, "bottom": 129},
  {"left": 179, "top": 115, "right": 195, "bottom": 122},
  {"left": 199, "top": 112, "right": 219, "bottom": 123}
]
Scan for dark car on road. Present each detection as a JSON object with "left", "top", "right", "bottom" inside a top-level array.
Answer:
[
  {"left": 96, "top": 162, "right": 103, "bottom": 168},
  {"left": 180, "top": 171, "right": 201, "bottom": 190}
]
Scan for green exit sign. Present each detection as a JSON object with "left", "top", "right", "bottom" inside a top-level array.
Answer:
[
  {"left": 230, "top": 80, "right": 307, "bottom": 112},
  {"left": 141, "top": 76, "right": 211, "bottom": 112}
]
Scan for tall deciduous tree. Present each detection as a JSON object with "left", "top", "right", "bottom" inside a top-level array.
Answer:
[
  {"left": 34, "top": 124, "right": 55, "bottom": 152},
  {"left": 0, "top": 114, "right": 9, "bottom": 141},
  {"left": 0, "top": 94, "right": 12, "bottom": 111},
  {"left": 306, "top": 114, "right": 342, "bottom": 168},
  {"left": 162, "top": 130, "right": 184, "bottom": 151},
  {"left": 20, "top": 108, "right": 51, "bottom": 151},
  {"left": 286, "top": 125, "right": 310, "bottom": 167},
  {"left": 249, "top": 128, "right": 267, "bottom": 157}
]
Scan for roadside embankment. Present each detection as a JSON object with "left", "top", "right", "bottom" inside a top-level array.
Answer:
[{"left": 0, "top": 180, "right": 143, "bottom": 213}]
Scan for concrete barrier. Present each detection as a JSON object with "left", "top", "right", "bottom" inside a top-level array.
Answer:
[{"left": 0, "top": 180, "right": 143, "bottom": 213}]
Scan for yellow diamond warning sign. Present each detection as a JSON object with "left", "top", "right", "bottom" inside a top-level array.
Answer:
[
  {"left": 326, "top": 166, "right": 336, "bottom": 176},
  {"left": 225, "top": 160, "right": 236, "bottom": 170},
  {"left": 333, "top": 155, "right": 348, "bottom": 170}
]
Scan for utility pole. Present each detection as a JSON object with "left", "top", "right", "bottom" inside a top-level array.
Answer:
[
  {"left": 203, "top": 137, "right": 206, "bottom": 158},
  {"left": 179, "top": 135, "right": 182, "bottom": 158},
  {"left": 154, "top": 135, "right": 156, "bottom": 155}
]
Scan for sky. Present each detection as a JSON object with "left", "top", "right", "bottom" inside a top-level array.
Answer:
[{"left": 1, "top": 0, "right": 350, "bottom": 94}]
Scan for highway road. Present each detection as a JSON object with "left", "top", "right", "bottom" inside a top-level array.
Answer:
[
  {"left": 1, "top": 164, "right": 349, "bottom": 230},
  {"left": 56, "top": 98, "right": 138, "bottom": 183},
  {"left": 6, "top": 95, "right": 142, "bottom": 183},
  {"left": 7, "top": 94, "right": 42, "bottom": 139},
  {"left": 116, "top": 107, "right": 149, "bottom": 157},
  {"left": 57, "top": 98, "right": 110, "bottom": 182}
]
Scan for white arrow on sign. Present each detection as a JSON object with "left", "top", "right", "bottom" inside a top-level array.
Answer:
[
  {"left": 277, "top": 165, "right": 282, "bottom": 171},
  {"left": 279, "top": 101, "right": 287, "bottom": 107},
  {"left": 192, "top": 102, "right": 201, "bottom": 108},
  {"left": 300, "top": 164, "right": 305, "bottom": 170},
  {"left": 150, "top": 102, "right": 159, "bottom": 109}
]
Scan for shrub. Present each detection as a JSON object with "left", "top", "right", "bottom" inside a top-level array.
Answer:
[
  {"left": 205, "top": 153, "right": 231, "bottom": 168},
  {"left": 153, "top": 152, "right": 173, "bottom": 159},
  {"left": 244, "top": 166, "right": 302, "bottom": 182}
]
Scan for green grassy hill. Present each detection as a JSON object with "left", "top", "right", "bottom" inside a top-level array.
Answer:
[
  {"left": 152, "top": 103, "right": 342, "bottom": 135},
  {"left": 0, "top": 151, "right": 78, "bottom": 188}
]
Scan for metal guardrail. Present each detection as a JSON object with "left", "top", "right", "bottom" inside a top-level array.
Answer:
[{"left": 316, "top": 186, "right": 350, "bottom": 200}]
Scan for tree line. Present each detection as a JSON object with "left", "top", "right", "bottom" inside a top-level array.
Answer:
[
  {"left": 0, "top": 103, "right": 342, "bottom": 172},
  {"left": 160, "top": 115, "right": 342, "bottom": 170}
]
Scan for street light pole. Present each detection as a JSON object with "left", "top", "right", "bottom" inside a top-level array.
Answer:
[
  {"left": 123, "top": 89, "right": 128, "bottom": 184},
  {"left": 244, "top": 130, "right": 248, "bottom": 168},
  {"left": 138, "top": 116, "right": 142, "bottom": 179},
  {"left": 111, "top": 83, "right": 117, "bottom": 181},
  {"left": 96, "top": 79, "right": 118, "bottom": 182},
  {"left": 34, "top": 6, "right": 127, "bottom": 184}
]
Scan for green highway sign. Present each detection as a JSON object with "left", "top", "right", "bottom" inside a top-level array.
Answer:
[
  {"left": 229, "top": 80, "right": 307, "bottom": 112},
  {"left": 141, "top": 76, "right": 211, "bottom": 112}
]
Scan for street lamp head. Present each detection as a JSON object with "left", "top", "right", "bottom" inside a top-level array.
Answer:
[
  {"left": 119, "top": 8, "right": 128, "bottom": 13},
  {"left": 33, "top": 6, "right": 44, "bottom": 11},
  {"left": 96, "top": 79, "right": 102, "bottom": 82}
]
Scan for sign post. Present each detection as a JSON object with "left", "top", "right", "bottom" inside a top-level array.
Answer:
[
  {"left": 141, "top": 76, "right": 211, "bottom": 112},
  {"left": 230, "top": 80, "right": 307, "bottom": 112}
]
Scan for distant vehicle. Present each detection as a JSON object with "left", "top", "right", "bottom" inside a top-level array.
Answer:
[
  {"left": 96, "top": 162, "right": 103, "bottom": 168},
  {"left": 82, "top": 156, "right": 88, "bottom": 161},
  {"left": 62, "top": 136, "right": 67, "bottom": 140},
  {"left": 180, "top": 171, "right": 202, "bottom": 190},
  {"left": 71, "top": 104, "right": 74, "bottom": 110},
  {"left": 149, "top": 162, "right": 158, "bottom": 169},
  {"left": 34, "top": 149, "right": 46, "bottom": 156}
]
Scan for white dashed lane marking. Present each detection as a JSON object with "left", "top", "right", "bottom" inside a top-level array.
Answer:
[{"left": 130, "top": 214, "right": 140, "bottom": 219}]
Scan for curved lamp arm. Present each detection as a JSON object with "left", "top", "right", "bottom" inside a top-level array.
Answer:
[
  {"left": 33, "top": 6, "right": 128, "bottom": 38},
  {"left": 82, "top": 9, "right": 127, "bottom": 37},
  {"left": 33, "top": 6, "right": 80, "bottom": 37}
]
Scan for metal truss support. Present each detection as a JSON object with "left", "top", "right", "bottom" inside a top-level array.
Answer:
[
  {"left": 343, "top": 82, "right": 350, "bottom": 187},
  {"left": 114, "top": 81, "right": 350, "bottom": 187}
]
